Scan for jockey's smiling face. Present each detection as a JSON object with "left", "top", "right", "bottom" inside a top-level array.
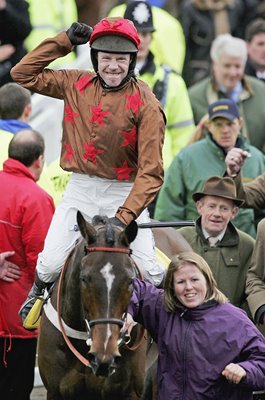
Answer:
[{"left": 97, "top": 52, "right": 131, "bottom": 87}]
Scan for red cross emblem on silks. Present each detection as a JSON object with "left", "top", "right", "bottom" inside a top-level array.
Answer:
[
  {"left": 82, "top": 140, "right": 104, "bottom": 164},
  {"left": 120, "top": 126, "right": 137, "bottom": 150},
  {"left": 64, "top": 103, "right": 79, "bottom": 124},
  {"left": 74, "top": 73, "right": 93, "bottom": 94},
  {"left": 113, "top": 161, "right": 135, "bottom": 180},
  {"left": 64, "top": 143, "right": 74, "bottom": 160},
  {"left": 89, "top": 103, "right": 110, "bottom": 126},
  {"left": 125, "top": 92, "right": 144, "bottom": 116}
]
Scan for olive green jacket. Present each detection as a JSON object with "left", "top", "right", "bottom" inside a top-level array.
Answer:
[
  {"left": 179, "top": 218, "right": 255, "bottom": 312},
  {"left": 246, "top": 218, "right": 265, "bottom": 323}
]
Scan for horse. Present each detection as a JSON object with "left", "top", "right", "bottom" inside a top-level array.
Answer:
[{"left": 38, "top": 213, "right": 192, "bottom": 400}]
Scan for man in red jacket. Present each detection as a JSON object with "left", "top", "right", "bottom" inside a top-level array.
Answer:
[{"left": 0, "top": 129, "right": 55, "bottom": 400}]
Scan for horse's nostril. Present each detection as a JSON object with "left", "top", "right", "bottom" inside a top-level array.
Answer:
[
  {"left": 114, "top": 355, "right": 121, "bottom": 366},
  {"left": 87, "top": 352, "right": 120, "bottom": 377},
  {"left": 97, "top": 362, "right": 114, "bottom": 377},
  {"left": 87, "top": 352, "right": 96, "bottom": 365}
]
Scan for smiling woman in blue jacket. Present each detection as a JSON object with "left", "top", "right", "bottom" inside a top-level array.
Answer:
[{"left": 125, "top": 251, "right": 265, "bottom": 400}]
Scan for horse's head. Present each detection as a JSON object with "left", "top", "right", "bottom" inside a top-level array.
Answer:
[{"left": 76, "top": 211, "right": 138, "bottom": 376}]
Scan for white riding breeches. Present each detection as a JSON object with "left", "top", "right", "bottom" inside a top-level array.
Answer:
[{"left": 36, "top": 173, "right": 164, "bottom": 286}]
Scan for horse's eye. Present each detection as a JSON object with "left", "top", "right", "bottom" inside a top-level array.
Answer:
[
  {"left": 80, "top": 274, "right": 91, "bottom": 284},
  {"left": 128, "top": 278, "right": 133, "bottom": 289}
]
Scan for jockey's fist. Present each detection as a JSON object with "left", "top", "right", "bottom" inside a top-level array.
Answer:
[{"left": 66, "top": 22, "right": 93, "bottom": 45}]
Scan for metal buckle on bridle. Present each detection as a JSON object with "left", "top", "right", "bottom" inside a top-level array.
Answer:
[
  {"left": 85, "top": 319, "right": 92, "bottom": 347},
  {"left": 118, "top": 331, "right": 131, "bottom": 346}
]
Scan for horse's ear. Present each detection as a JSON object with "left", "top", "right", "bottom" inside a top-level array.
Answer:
[
  {"left": 76, "top": 211, "right": 97, "bottom": 243},
  {"left": 123, "top": 220, "right": 138, "bottom": 244}
]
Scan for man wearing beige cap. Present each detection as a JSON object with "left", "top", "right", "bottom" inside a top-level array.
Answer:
[{"left": 178, "top": 176, "right": 255, "bottom": 312}]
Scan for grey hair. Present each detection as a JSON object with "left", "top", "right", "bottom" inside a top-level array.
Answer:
[{"left": 210, "top": 34, "right": 248, "bottom": 64}]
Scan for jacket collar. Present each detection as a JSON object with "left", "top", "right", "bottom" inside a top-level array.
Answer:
[
  {"left": 206, "top": 132, "right": 246, "bottom": 156},
  {"left": 0, "top": 120, "right": 31, "bottom": 134},
  {"left": 3, "top": 158, "right": 36, "bottom": 181},
  {"left": 137, "top": 51, "right": 156, "bottom": 75},
  {"left": 207, "top": 75, "right": 254, "bottom": 104},
  {"left": 195, "top": 217, "right": 239, "bottom": 247},
  {"left": 177, "top": 300, "right": 219, "bottom": 320}
]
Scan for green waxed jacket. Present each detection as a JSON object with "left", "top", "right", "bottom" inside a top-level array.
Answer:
[
  {"left": 178, "top": 219, "right": 255, "bottom": 311},
  {"left": 154, "top": 134, "right": 265, "bottom": 237},
  {"left": 139, "top": 54, "right": 194, "bottom": 170}
]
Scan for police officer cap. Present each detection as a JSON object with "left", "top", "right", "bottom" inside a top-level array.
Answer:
[{"left": 124, "top": 1, "right": 155, "bottom": 33}]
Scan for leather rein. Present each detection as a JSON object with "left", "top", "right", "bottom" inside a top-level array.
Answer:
[{"left": 56, "top": 245, "right": 146, "bottom": 368}]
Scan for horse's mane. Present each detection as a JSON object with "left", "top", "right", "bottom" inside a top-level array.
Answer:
[{"left": 91, "top": 215, "right": 115, "bottom": 247}]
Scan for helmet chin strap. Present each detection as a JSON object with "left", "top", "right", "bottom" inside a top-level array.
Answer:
[{"left": 98, "top": 71, "right": 136, "bottom": 90}]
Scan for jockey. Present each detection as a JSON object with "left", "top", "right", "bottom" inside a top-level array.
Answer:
[{"left": 11, "top": 17, "right": 166, "bottom": 323}]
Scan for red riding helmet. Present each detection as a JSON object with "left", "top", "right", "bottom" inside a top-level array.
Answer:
[{"left": 90, "top": 17, "right": 140, "bottom": 54}]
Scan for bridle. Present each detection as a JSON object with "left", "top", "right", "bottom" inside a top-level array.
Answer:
[
  {"left": 86, "top": 246, "right": 132, "bottom": 255},
  {"left": 57, "top": 244, "right": 145, "bottom": 368}
]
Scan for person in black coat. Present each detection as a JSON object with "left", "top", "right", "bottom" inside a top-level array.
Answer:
[
  {"left": 179, "top": 0, "right": 258, "bottom": 87},
  {"left": 245, "top": 18, "right": 265, "bottom": 83},
  {"left": 0, "top": 0, "right": 31, "bottom": 86}
]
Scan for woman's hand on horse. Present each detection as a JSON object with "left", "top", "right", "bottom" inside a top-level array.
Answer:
[
  {"left": 122, "top": 313, "right": 137, "bottom": 335},
  {"left": 222, "top": 363, "right": 246, "bottom": 384}
]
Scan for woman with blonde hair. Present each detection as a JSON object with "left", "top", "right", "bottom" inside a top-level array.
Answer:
[
  {"left": 125, "top": 251, "right": 265, "bottom": 400},
  {"left": 163, "top": 251, "right": 227, "bottom": 311}
]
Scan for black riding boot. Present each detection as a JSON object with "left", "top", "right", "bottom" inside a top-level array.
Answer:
[{"left": 19, "top": 272, "right": 47, "bottom": 323}]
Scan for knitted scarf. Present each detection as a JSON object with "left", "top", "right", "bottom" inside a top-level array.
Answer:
[{"left": 192, "top": 0, "right": 235, "bottom": 35}]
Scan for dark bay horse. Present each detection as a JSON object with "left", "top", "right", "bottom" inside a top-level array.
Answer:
[{"left": 38, "top": 213, "right": 191, "bottom": 400}]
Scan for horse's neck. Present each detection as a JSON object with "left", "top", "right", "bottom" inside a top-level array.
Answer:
[
  {"left": 58, "top": 263, "right": 85, "bottom": 328},
  {"left": 153, "top": 227, "right": 192, "bottom": 259}
]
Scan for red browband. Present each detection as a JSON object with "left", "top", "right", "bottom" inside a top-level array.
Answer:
[{"left": 86, "top": 246, "right": 131, "bottom": 254}]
